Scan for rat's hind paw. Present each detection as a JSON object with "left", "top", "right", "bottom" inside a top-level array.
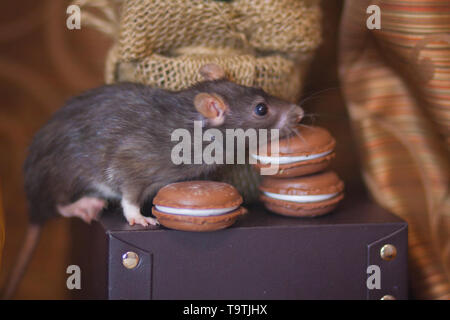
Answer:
[{"left": 57, "top": 197, "right": 106, "bottom": 224}]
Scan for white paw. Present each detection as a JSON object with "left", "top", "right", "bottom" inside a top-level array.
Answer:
[
  {"left": 121, "top": 197, "right": 159, "bottom": 227},
  {"left": 128, "top": 215, "right": 160, "bottom": 227}
]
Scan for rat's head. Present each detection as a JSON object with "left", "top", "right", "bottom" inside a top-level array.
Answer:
[{"left": 192, "top": 64, "right": 303, "bottom": 136}]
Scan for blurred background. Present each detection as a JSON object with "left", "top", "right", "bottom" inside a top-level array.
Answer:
[{"left": 0, "top": 0, "right": 112, "bottom": 298}]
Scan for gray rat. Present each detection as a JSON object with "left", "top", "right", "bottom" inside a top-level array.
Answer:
[{"left": 2, "top": 64, "right": 303, "bottom": 298}]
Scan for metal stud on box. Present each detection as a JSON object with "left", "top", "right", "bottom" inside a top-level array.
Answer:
[
  {"left": 122, "top": 251, "right": 139, "bottom": 269},
  {"left": 380, "top": 244, "right": 397, "bottom": 261}
]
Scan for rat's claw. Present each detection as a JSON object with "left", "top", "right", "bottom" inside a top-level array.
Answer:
[
  {"left": 126, "top": 215, "right": 159, "bottom": 227},
  {"left": 133, "top": 216, "right": 159, "bottom": 227}
]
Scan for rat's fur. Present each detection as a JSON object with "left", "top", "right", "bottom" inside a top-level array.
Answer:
[{"left": 24, "top": 80, "right": 301, "bottom": 224}]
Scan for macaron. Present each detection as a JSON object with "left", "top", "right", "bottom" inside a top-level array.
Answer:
[
  {"left": 259, "top": 170, "right": 344, "bottom": 217},
  {"left": 252, "top": 126, "right": 336, "bottom": 178},
  {"left": 152, "top": 181, "right": 246, "bottom": 232}
]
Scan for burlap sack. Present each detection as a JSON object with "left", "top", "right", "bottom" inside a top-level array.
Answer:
[{"left": 75, "top": 0, "right": 322, "bottom": 201}]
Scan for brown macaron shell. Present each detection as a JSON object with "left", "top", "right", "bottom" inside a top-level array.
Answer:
[
  {"left": 153, "top": 181, "right": 243, "bottom": 209},
  {"left": 152, "top": 206, "right": 247, "bottom": 232},
  {"left": 259, "top": 171, "right": 344, "bottom": 218},
  {"left": 260, "top": 193, "right": 344, "bottom": 217},
  {"left": 254, "top": 153, "right": 335, "bottom": 178},
  {"left": 253, "top": 126, "right": 336, "bottom": 178},
  {"left": 152, "top": 181, "right": 245, "bottom": 232}
]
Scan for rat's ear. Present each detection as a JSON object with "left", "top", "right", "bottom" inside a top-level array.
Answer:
[
  {"left": 199, "top": 64, "right": 226, "bottom": 81},
  {"left": 194, "top": 93, "right": 228, "bottom": 126}
]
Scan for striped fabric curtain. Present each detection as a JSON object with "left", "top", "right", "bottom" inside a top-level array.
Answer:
[{"left": 339, "top": 0, "right": 449, "bottom": 299}]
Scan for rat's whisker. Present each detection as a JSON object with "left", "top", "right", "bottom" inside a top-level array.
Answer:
[
  {"left": 297, "top": 123, "right": 315, "bottom": 129},
  {"left": 292, "top": 126, "right": 306, "bottom": 144},
  {"left": 303, "top": 113, "right": 347, "bottom": 120},
  {"left": 302, "top": 113, "right": 320, "bottom": 117},
  {"left": 298, "top": 87, "right": 340, "bottom": 106},
  {"left": 285, "top": 127, "right": 292, "bottom": 151},
  {"left": 301, "top": 113, "right": 317, "bottom": 124}
]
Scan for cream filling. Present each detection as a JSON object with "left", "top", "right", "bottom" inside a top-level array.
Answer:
[
  {"left": 263, "top": 191, "right": 338, "bottom": 203},
  {"left": 155, "top": 205, "right": 239, "bottom": 216},
  {"left": 251, "top": 150, "right": 332, "bottom": 165}
]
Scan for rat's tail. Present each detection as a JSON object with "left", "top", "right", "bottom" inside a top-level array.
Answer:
[{"left": 1, "top": 224, "right": 42, "bottom": 299}]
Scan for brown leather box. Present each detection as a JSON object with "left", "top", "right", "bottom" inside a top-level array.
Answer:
[{"left": 74, "top": 188, "right": 408, "bottom": 300}]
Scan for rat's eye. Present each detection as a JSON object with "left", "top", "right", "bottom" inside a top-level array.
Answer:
[{"left": 254, "top": 103, "right": 268, "bottom": 116}]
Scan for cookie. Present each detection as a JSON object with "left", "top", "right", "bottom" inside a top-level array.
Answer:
[
  {"left": 259, "top": 170, "right": 344, "bottom": 217},
  {"left": 252, "top": 126, "right": 335, "bottom": 178},
  {"left": 152, "top": 181, "right": 246, "bottom": 231}
]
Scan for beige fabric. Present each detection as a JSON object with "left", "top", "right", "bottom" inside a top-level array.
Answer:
[{"left": 75, "top": 0, "right": 321, "bottom": 102}]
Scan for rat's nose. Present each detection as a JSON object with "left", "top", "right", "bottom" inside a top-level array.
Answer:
[{"left": 292, "top": 105, "right": 304, "bottom": 123}]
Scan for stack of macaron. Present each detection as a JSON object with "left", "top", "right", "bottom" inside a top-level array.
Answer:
[
  {"left": 152, "top": 181, "right": 247, "bottom": 231},
  {"left": 252, "top": 125, "right": 344, "bottom": 217}
]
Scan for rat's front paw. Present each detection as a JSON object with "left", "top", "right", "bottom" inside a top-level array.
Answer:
[
  {"left": 128, "top": 215, "right": 160, "bottom": 227},
  {"left": 121, "top": 197, "right": 159, "bottom": 227}
]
